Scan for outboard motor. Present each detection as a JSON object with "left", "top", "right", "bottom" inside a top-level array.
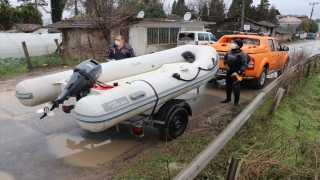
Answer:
[{"left": 51, "top": 59, "right": 102, "bottom": 110}]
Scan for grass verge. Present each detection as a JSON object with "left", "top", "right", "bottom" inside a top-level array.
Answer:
[
  {"left": 115, "top": 58, "right": 320, "bottom": 179},
  {"left": 0, "top": 53, "right": 80, "bottom": 77}
]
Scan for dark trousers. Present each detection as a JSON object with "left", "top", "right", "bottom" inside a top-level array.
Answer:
[{"left": 225, "top": 71, "right": 240, "bottom": 103}]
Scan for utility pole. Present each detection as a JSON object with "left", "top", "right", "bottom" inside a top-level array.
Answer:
[
  {"left": 75, "top": 0, "right": 78, "bottom": 16},
  {"left": 240, "top": 0, "right": 245, "bottom": 31},
  {"left": 307, "top": 2, "right": 319, "bottom": 35}
]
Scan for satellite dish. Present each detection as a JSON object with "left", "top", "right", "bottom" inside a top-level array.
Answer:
[
  {"left": 137, "top": 11, "right": 145, "bottom": 18},
  {"left": 183, "top": 12, "right": 191, "bottom": 21}
]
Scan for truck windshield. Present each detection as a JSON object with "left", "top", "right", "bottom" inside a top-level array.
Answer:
[
  {"left": 227, "top": 38, "right": 260, "bottom": 45},
  {"left": 179, "top": 33, "right": 195, "bottom": 40}
]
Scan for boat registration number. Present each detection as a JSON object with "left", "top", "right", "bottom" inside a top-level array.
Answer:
[{"left": 218, "top": 69, "right": 227, "bottom": 74}]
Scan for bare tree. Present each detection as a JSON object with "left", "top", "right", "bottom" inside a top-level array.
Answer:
[{"left": 187, "top": 0, "right": 209, "bottom": 20}]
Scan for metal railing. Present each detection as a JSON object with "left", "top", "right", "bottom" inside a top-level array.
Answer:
[{"left": 173, "top": 54, "right": 319, "bottom": 180}]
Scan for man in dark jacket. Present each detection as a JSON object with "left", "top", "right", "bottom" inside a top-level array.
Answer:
[
  {"left": 106, "top": 35, "right": 135, "bottom": 61},
  {"left": 220, "top": 39, "right": 248, "bottom": 106}
]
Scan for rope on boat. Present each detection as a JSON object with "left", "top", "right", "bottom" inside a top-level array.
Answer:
[{"left": 132, "top": 79, "right": 159, "bottom": 121}]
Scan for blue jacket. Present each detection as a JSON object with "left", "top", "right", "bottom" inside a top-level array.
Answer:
[{"left": 106, "top": 44, "right": 135, "bottom": 61}]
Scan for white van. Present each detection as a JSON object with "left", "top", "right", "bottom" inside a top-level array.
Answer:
[{"left": 177, "top": 31, "right": 217, "bottom": 46}]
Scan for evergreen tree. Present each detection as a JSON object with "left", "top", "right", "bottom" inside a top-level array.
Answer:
[
  {"left": 2, "top": 2, "right": 42, "bottom": 28},
  {"left": 208, "top": 0, "right": 226, "bottom": 29},
  {"left": 256, "top": 0, "right": 270, "bottom": 21},
  {"left": 119, "top": 0, "right": 147, "bottom": 14},
  {"left": 175, "top": 0, "right": 188, "bottom": 17},
  {"left": 0, "top": 0, "right": 12, "bottom": 30},
  {"left": 144, "top": 2, "right": 166, "bottom": 18},
  {"left": 267, "top": 4, "right": 278, "bottom": 24},
  {"left": 1, "top": 0, "right": 43, "bottom": 29},
  {"left": 201, "top": 2, "right": 208, "bottom": 21},
  {"left": 227, "top": 0, "right": 254, "bottom": 18},
  {"left": 51, "top": 0, "right": 66, "bottom": 23},
  {"left": 171, "top": 0, "right": 177, "bottom": 14}
]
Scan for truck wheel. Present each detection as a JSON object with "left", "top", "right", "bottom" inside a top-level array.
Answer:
[
  {"left": 252, "top": 67, "right": 266, "bottom": 89},
  {"left": 158, "top": 107, "right": 188, "bottom": 140},
  {"left": 277, "top": 60, "right": 289, "bottom": 76}
]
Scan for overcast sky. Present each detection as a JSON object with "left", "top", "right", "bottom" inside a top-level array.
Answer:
[{"left": 165, "top": 0, "right": 320, "bottom": 20}]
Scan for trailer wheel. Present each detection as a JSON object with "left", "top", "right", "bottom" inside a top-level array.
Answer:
[{"left": 158, "top": 107, "right": 188, "bottom": 140}]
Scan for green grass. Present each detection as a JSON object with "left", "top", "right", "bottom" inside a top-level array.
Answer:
[
  {"left": 0, "top": 53, "right": 80, "bottom": 77},
  {"left": 114, "top": 59, "right": 320, "bottom": 180}
]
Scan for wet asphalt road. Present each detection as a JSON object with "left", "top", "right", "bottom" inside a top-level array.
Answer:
[
  {"left": 1, "top": 39, "right": 319, "bottom": 180},
  {"left": 0, "top": 81, "right": 229, "bottom": 180}
]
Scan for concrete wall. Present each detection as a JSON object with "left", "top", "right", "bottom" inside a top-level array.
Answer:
[
  {"left": 129, "top": 21, "right": 207, "bottom": 56},
  {"left": 61, "top": 29, "right": 109, "bottom": 62},
  {"left": 275, "top": 34, "right": 292, "bottom": 42}
]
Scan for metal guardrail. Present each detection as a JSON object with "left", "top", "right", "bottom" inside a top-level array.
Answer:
[{"left": 173, "top": 54, "right": 319, "bottom": 180}]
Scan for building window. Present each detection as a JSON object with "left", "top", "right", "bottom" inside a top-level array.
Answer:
[
  {"left": 147, "top": 28, "right": 158, "bottom": 45},
  {"left": 170, "top": 28, "right": 179, "bottom": 44},
  {"left": 147, "top": 27, "right": 180, "bottom": 45}
]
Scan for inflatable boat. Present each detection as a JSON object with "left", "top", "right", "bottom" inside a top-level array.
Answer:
[{"left": 15, "top": 45, "right": 219, "bottom": 134}]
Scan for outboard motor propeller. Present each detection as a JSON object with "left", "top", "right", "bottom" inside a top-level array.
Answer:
[{"left": 37, "top": 59, "right": 102, "bottom": 119}]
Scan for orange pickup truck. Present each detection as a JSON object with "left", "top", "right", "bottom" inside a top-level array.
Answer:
[{"left": 207, "top": 34, "right": 290, "bottom": 89}]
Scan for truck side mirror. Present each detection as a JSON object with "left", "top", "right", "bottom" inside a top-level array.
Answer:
[{"left": 283, "top": 46, "right": 289, "bottom": 51}]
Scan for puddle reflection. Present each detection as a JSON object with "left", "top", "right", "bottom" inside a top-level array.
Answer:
[
  {"left": 46, "top": 134, "right": 138, "bottom": 167},
  {"left": 0, "top": 172, "right": 14, "bottom": 180}
]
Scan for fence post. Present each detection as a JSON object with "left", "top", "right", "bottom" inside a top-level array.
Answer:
[
  {"left": 314, "top": 56, "right": 318, "bottom": 69},
  {"left": 21, "top": 41, "right": 33, "bottom": 71},
  {"left": 54, "top": 39, "right": 67, "bottom": 65},
  {"left": 306, "top": 61, "right": 311, "bottom": 77},
  {"left": 87, "top": 36, "right": 96, "bottom": 60}
]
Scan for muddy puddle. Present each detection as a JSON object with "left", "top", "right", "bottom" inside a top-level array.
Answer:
[
  {"left": 0, "top": 172, "right": 14, "bottom": 180},
  {"left": 46, "top": 134, "right": 138, "bottom": 167}
]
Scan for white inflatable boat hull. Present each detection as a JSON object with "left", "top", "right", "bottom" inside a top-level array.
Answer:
[{"left": 15, "top": 45, "right": 219, "bottom": 132}]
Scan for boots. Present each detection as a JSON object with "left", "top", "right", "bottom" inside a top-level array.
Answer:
[
  {"left": 233, "top": 83, "right": 240, "bottom": 106},
  {"left": 221, "top": 84, "right": 232, "bottom": 103}
]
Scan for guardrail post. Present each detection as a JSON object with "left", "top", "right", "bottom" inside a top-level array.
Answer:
[
  {"left": 267, "top": 87, "right": 285, "bottom": 120},
  {"left": 21, "top": 41, "right": 33, "bottom": 71},
  {"left": 225, "top": 156, "right": 243, "bottom": 180}
]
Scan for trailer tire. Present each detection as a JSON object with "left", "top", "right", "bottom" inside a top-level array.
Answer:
[{"left": 158, "top": 107, "right": 188, "bottom": 140}]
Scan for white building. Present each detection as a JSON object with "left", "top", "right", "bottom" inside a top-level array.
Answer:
[
  {"left": 129, "top": 19, "right": 213, "bottom": 56},
  {"left": 58, "top": 16, "right": 215, "bottom": 61}
]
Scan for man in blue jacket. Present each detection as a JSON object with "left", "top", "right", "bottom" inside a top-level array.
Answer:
[{"left": 106, "top": 35, "right": 135, "bottom": 61}]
